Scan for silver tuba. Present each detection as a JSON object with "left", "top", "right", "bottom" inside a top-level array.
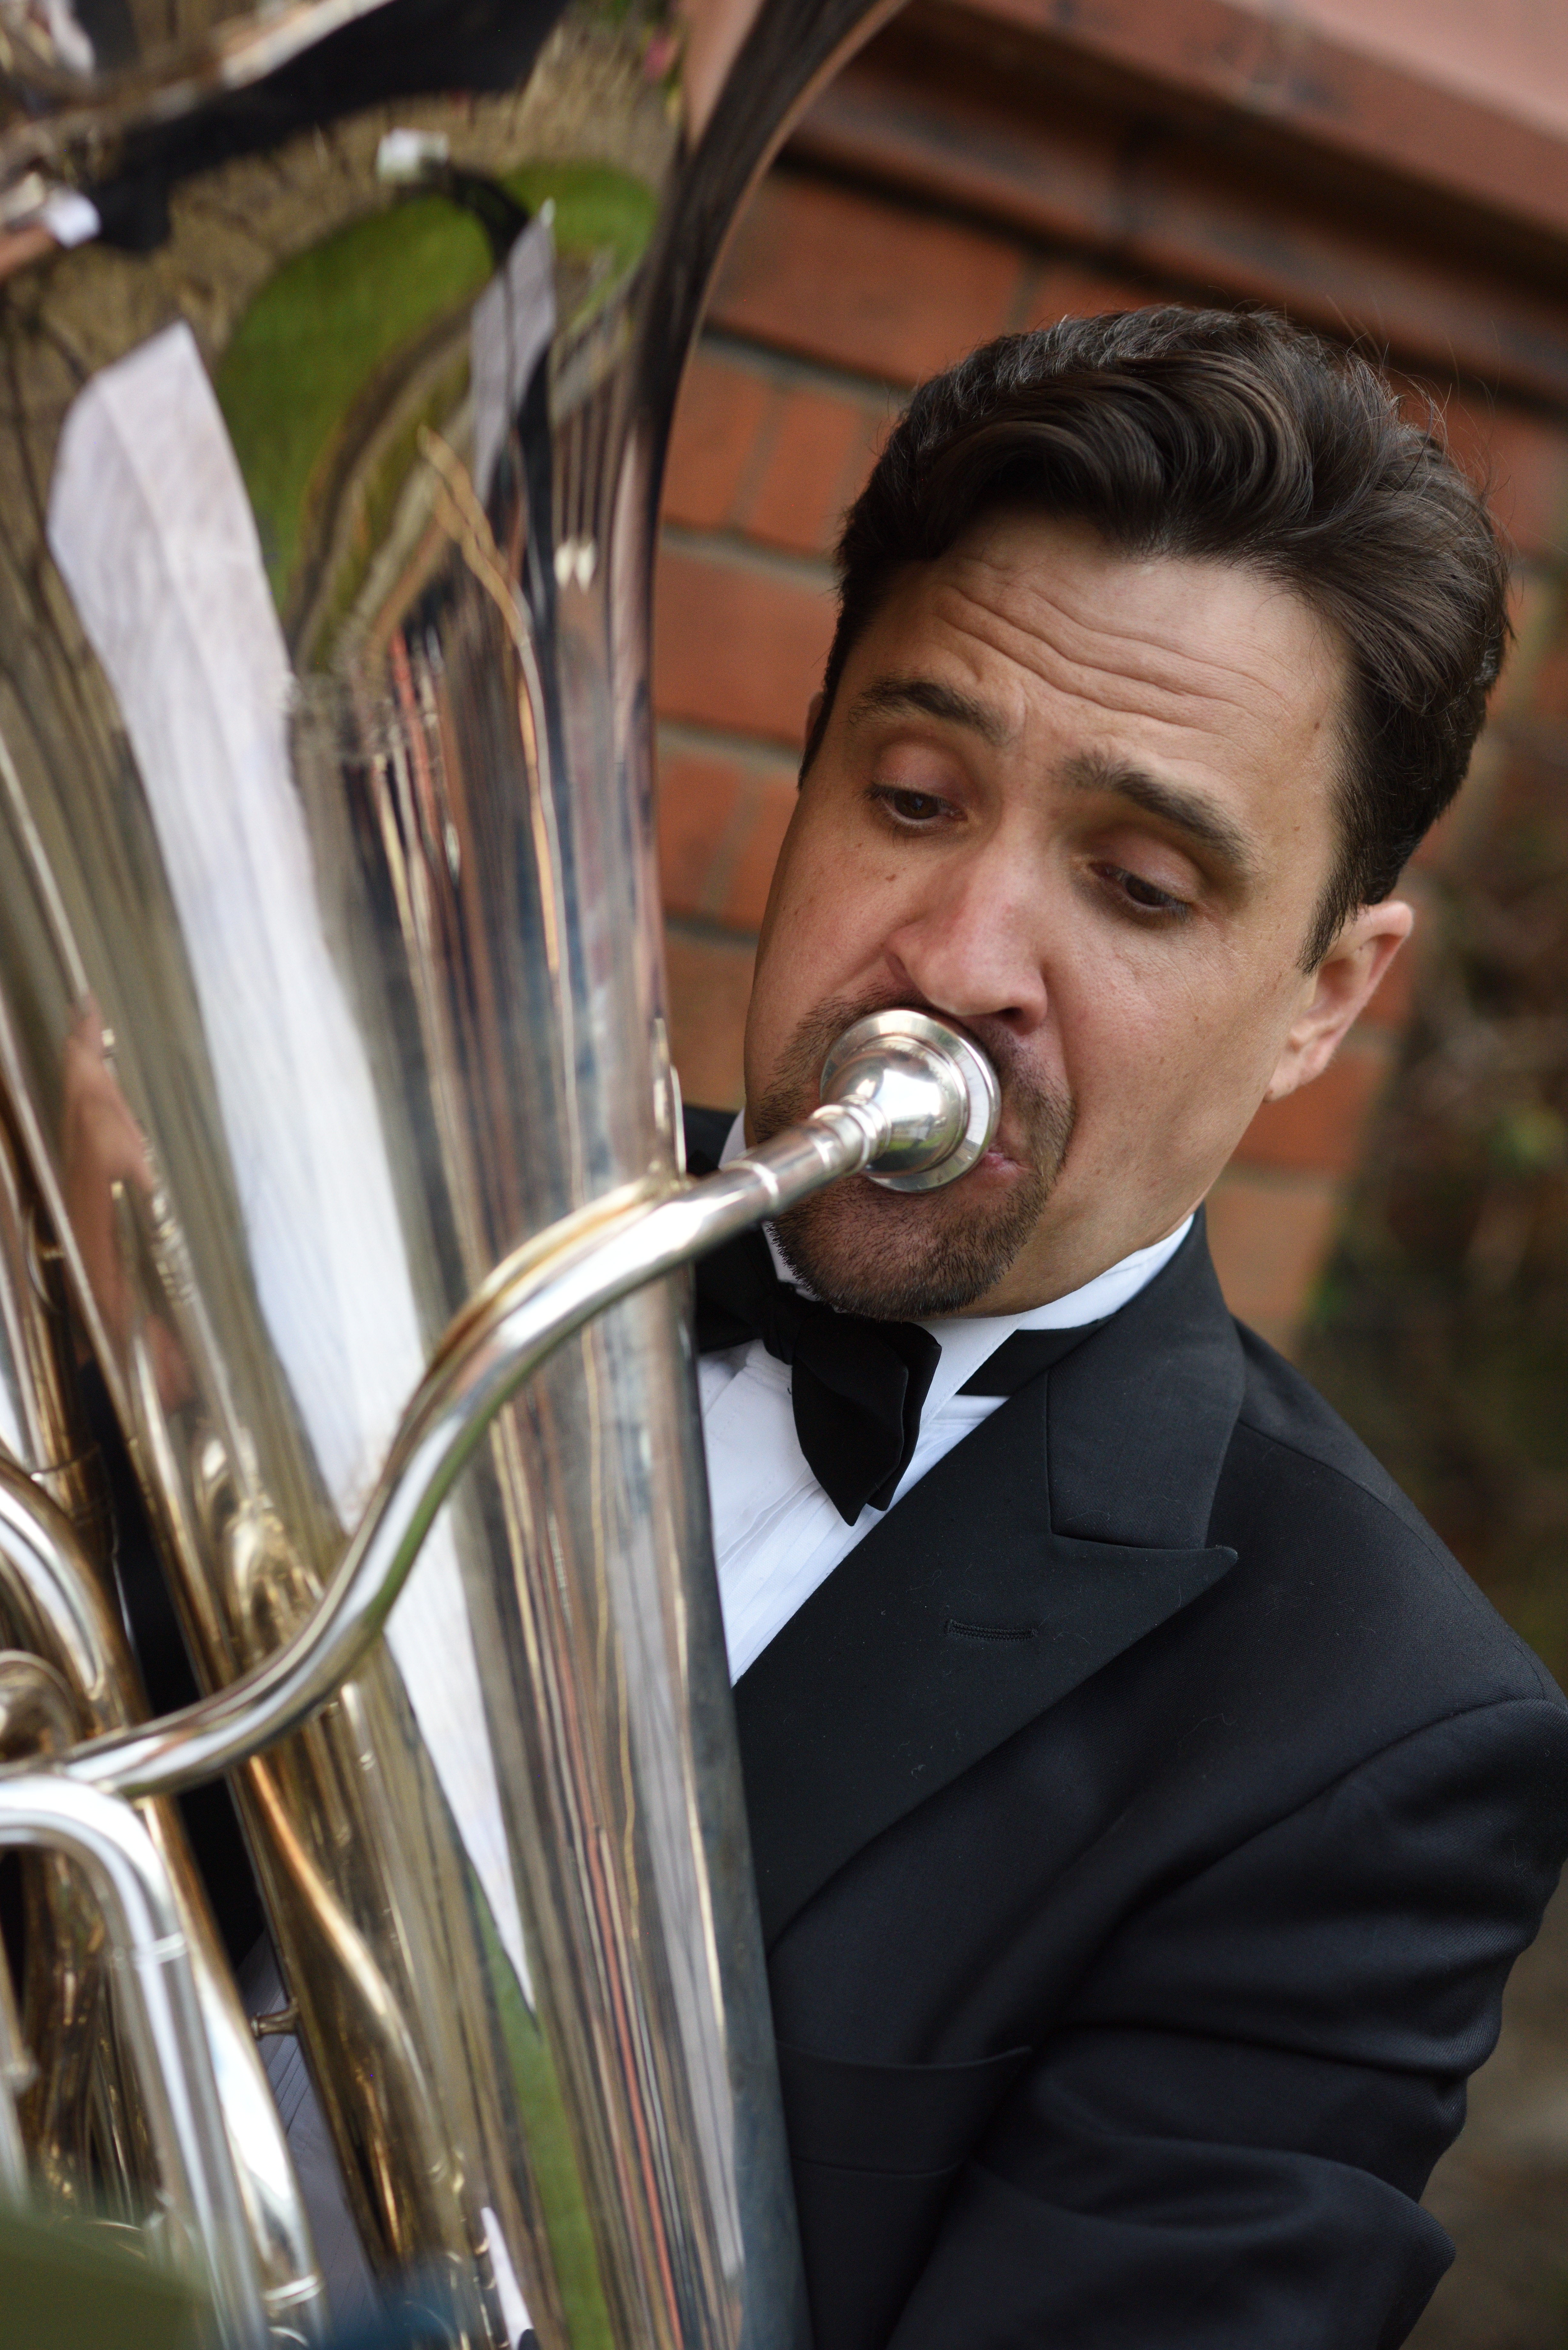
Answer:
[{"left": 0, "top": 0, "right": 999, "bottom": 2341}]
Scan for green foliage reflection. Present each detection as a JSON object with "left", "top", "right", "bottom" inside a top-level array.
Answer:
[{"left": 216, "top": 163, "right": 657, "bottom": 608}]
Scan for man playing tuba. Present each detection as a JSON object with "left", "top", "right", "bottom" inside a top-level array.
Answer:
[{"left": 683, "top": 303, "right": 1568, "bottom": 2350}]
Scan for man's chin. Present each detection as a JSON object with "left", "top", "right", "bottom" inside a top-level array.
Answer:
[{"left": 772, "top": 1168, "right": 1046, "bottom": 1322}]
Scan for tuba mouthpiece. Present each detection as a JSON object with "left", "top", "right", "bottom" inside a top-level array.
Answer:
[{"left": 819, "top": 1010, "right": 1001, "bottom": 1191}]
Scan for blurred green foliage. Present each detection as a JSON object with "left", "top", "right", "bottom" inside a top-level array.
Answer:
[
  {"left": 1302, "top": 742, "right": 1568, "bottom": 1685},
  {"left": 0, "top": 2204, "right": 203, "bottom": 2349}
]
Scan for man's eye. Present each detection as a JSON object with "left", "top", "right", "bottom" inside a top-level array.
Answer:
[
  {"left": 870, "top": 785, "right": 949, "bottom": 826},
  {"left": 1095, "top": 862, "right": 1190, "bottom": 919}
]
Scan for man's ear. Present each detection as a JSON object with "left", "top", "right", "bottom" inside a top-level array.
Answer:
[{"left": 1263, "top": 899, "right": 1414, "bottom": 1103}]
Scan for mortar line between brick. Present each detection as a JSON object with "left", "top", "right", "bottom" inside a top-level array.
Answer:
[
  {"left": 665, "top": 912, "right": 762, "bottom": 951},
  {"left": 694, "top": 773, "right": 763, "bottom": 923},
  {"left": 697, "top": 325, "right": 909, "bottom": 408},
  {"left": 660, "top": 520, "right": 836, "bottom": 590},
  {"left": 657, "top": 719, "right": 806, "bottom": 774},
  {"left": 766, "top": 147, "right": 1029, "bottom": 272}
]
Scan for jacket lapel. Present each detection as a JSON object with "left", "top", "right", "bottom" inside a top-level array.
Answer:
[
  {"left": 732, "top": 1214, "right": 1244, "bottom": 1947},
  {"left": 683, "top": 1103, "right": 735, "bottom": 1176}
]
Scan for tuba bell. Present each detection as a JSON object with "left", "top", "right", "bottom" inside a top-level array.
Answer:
[{"left": 0, "top": 0, "right": 999, "bottom": 2341}]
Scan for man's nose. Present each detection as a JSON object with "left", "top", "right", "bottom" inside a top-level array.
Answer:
[{"left": 880, "top": 858, "right": 1049, "bottom": 1033}]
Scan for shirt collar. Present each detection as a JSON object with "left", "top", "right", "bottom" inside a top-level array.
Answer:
[{"left": 715, "top": 1111, "right": 1193, "bottom": 1413}]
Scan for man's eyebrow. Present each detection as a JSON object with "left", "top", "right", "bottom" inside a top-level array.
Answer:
[
  {"left": 845, "top": 675, "right": 1014, "bottom": 749},
  {"left": 1063, "top": 750, "right": 1257, "bottom": 883}
]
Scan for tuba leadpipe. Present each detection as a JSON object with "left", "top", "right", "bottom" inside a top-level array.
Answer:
[
  {"left": 0, "top": 1, "right": 995, "bottom": 2343},
  {"left": 64, "top": 1023, "right": 1001, "bottom": 1805}
]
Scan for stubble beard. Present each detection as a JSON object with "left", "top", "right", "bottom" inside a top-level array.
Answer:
[{"left": 750, "top": 996, "right": 1075, "bottom": 1321}]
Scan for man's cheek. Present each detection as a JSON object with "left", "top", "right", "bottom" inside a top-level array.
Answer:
[
  {"left": 1075, "top": 1021, "right": 1217, "bottom": 1164},
  {"left": 774, "top": 865, "right": 851, "bottom": 971}
]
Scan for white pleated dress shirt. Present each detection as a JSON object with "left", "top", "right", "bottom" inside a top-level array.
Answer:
[{"left": 700, "top": 1113, "right": 1193, "bottom": 1682}]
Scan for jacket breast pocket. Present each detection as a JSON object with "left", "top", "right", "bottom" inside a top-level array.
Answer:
[{"left": 775, "top": 2040, "right": 1030, "bottom": 2350}]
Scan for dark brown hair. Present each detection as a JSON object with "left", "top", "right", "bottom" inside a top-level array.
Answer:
[{"left": 805, "top": 307, "right": 1511, "bottom": 965}]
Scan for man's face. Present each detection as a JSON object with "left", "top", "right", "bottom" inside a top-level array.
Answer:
[{"left": 743, "top": 511, "right": 1409, "bottom": 1318}]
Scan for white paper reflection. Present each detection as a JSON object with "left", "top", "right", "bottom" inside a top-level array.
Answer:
[
  {"left": 471, "top": 211, "right": 556, "bottom": 503},
  {"left": 47, "top": 320, "right": 531, "bottom": 2000}
]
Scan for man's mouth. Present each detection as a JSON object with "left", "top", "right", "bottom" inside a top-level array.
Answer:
[{"left": 971, "top": 1140, "right": 1030, "bottom": 1180}]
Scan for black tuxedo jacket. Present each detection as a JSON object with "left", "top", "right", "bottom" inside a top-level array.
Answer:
[{"left": 685, "top": 1107, "right": 1568, "bottom": 2350}]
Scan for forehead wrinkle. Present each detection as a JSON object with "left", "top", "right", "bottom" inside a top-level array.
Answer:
[
  {"left": 931, "top": 578, "right": 1276, "bottom": 749},
  {"left": 941, "top": 550, "right": 1325, "bottom": 727}
]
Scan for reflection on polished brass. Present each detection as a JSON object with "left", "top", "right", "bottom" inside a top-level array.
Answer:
[
  {"left": 0, "top": 1768, "right": 272, "bottom": 2342},
  {"left": 0, "top": 1642, "right": 102, "bottom": 2219},
  {"left": 0, "top": 1085, "right": 328, "bottom": 2319},
  {"left": 0, "top": 1651, "right": 60, "bottom": 2204},
  {"left": 0, "top": 0, "right": 403, "bottom": 189},
  {"left": 0, "top": 0, "right": 914, "bottom": 2342},
  {"left": 0, "top": 1452, "right": 328, "bottom": 2331},
  {"left": 0, "top": 1099, "right": 108, "bottom": 1549}
]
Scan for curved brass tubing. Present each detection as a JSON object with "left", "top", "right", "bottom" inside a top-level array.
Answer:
[
  {"left": 61, "top": 1053, "right": 989, "bottom": 1808},
  {"left": 60, "top": 1146, "right": 826, "bottom": 1795},
  {"left": 0, "top": 1643, "right": 105, "bottom": 2212},
  {"left": 0, "top": 1462, "right": 328, "bottom": 2339},
  {"left": 0, "top": 1768, "right": 270, "bottom": 2344},
  {"left": 0, "top": 1650, "right": 70, "bottom": 2200}
]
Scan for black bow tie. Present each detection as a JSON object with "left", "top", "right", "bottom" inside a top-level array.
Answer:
[{"left": 692, "top": 1227, "right": 1101, "bottom": 1525}]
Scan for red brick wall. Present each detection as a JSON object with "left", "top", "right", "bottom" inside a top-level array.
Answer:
[{"left": 654, "top": 22, "right": 1568, "bottom": 1348}]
